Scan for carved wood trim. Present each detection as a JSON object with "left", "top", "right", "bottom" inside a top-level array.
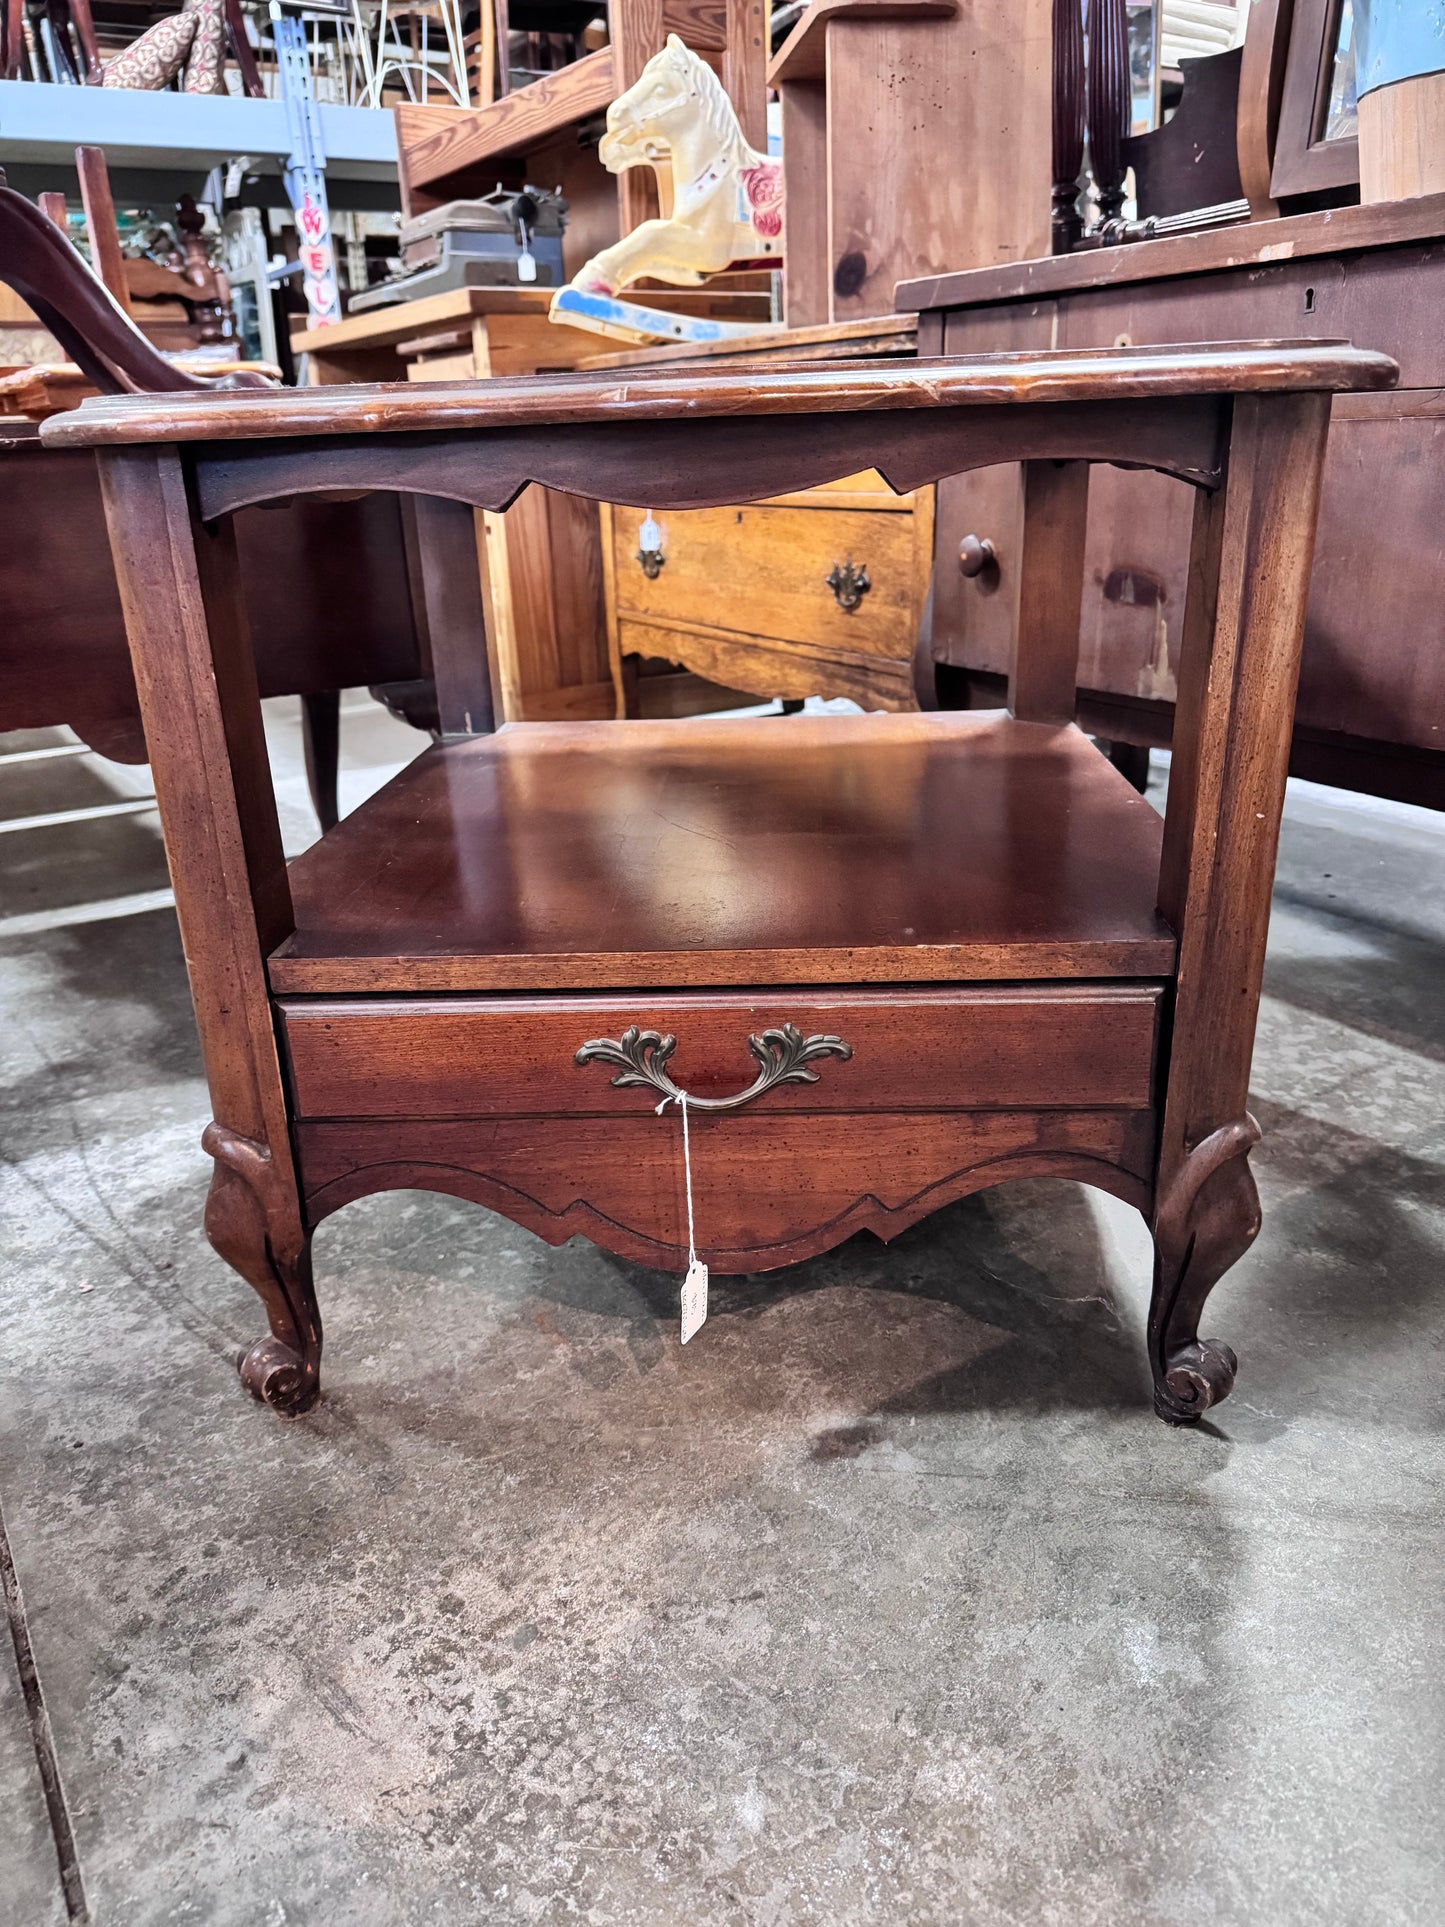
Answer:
[
  {"left": 300, "top": 1147, "right": 1153, "bottom": 1276},
  {"left": 191, "top": 400, "right": 1230, "bottom": 522}
]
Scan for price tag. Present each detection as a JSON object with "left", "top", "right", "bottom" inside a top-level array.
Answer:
[{"left": 681, "top": 1257, "right": 709, "bottom": 1344}]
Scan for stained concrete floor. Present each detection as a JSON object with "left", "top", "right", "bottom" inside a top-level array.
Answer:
[{"left": 1, "top": 698, "right": 1442, "bottom": 1927}]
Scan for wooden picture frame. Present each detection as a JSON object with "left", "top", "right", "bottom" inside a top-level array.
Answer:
[{"left": 1270, "top": 0, "right": 1360, "bottom": 199}]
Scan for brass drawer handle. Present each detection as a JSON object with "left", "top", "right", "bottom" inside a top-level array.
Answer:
[
  {"left": 637, "top": 545, "right": 665, "bottom": 580},
  {"left": 576, "top": 1022, "right": 852, "bottom": 1112},
  {"left": 826, "top": 559, "right": 871, "bottom": 612}
]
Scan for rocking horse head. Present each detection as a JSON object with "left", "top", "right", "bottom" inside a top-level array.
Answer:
[{"left": 600, "top": 34, "right": 747, "bottom": 172}]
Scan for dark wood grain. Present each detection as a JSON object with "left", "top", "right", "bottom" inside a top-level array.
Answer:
[
  {"left": 1237, "top": 0, "right": 1290, "bottom": 219},
  {"left": 1157, "top": 389, "right": 1332, "bottom": 1178},
  {"left": 295, "top": 1108, "right": 1157, "bottom": 1274},
  {"left": 91, "top": 338, "right": 1355, "bottom": 1422},
  {"left": 1271, "top": 0, "right": 1358, "bottom": 201},
  {"left": 0, "top": 438, "right": 425, "bottom": 789},
  {"left": 43, "top": 343, "right": 1397, "bottom": 448},
  {"left": 400, "top": 495, "right": 496, "bottom": 737},
  {"left": 898, "top": 192, "right": 1445, "bottom": 311},
  {"left": 1010, "top": 459, "right": 1090, "bottom": 722},
  {"left": 281, "top": 985, "right": 1162, "bottom": 1118},
  {"left": 1086, "top": 0, "right": 1130, "bottom": 224},
  {"left": 266, "top": 713, "right": 1177, "bottom": 993},
  {"left": 1051, "top": 0, "right": 1086, "bottom": 251},
  {"left": 187, "top": 397, "right": 1234, "bottom": 521},
  {"left": 1147, "top": 390, "right": 1331, "bottom": 1421},
  {"left": 97, "top": 447, "right": 320, "bottom": 1415},
  {"left": 924, "top": 223, "right": 1445, "bottom": 809}
]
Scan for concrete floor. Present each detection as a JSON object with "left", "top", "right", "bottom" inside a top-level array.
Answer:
[{"left": 1, "top": 698, "right": 1442, "bottom": 1926}]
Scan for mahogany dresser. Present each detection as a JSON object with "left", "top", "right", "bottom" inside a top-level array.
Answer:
[
  {"left": 45, "top": 340, "right": 1394, "bottom": 1426},
  {"left": 901, "top": 196, "right": 1445, "bottom": 808}
]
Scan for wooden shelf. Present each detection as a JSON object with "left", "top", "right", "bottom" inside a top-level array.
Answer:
[
  {"left": 396, "top": 48, "right": 617, "bottom": 196},
  {"left": 267, "top": 711, "right": 1177, "bottom": 994},
  {"left": 768, "top": 0, "right": 958, "bottom": 86}
]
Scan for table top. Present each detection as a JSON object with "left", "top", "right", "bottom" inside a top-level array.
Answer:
[
  {"left": 267, "top": 711, "right": 1178, "bottom": 995},
  {"left": 42, "top": 342, "right": 1398, "bottom": 450}
]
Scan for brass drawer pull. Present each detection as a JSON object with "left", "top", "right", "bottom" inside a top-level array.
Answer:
[
  {"left": 576, "top": 1022, "right": 852, "bottom": 1112},
  {"left": 826, "top": 559, "right": 871, "bottom": 612}
]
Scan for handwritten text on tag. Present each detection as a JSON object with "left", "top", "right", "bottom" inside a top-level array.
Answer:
[{"left": 680, "top": 1256, "right": 709, "bottom": 1343}]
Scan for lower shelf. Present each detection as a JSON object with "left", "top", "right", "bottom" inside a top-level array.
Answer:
[{"left": 268, "top": 710, "right": 1177, "bottom": 993}]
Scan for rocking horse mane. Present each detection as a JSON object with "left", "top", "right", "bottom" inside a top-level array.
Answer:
[{"left": 660, "top": 34, "right": 754, "bottom": 158}]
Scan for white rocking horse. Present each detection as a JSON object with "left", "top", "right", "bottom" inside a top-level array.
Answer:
[{"left": 549, "top": 34, "right": 784, "bottom": 346}]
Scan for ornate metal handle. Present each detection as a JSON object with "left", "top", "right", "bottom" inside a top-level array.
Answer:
[
  {"left": 636, "top": 545, "right": 665, "bottom": 579},
  {"left": 575, "top": 1022, "right": 852, "bottom": 1113},
  {"left": 826, "top": 559, "right": 871, "bottom": 612}
]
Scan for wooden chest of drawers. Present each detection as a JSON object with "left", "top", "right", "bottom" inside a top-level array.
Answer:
[
  {"left": 602, "top": 471, "right": 934, "bottom": 713},
  {"left": 902, "top": 196, "right": 1445, "bottom": 807}
]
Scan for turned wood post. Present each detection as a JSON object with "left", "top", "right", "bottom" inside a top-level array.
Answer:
[
  {"left": 1052, "top": 0, "right": 1087, "bottom": 252},
  {"left": 1086, "top": 0, "right": 1130, "bottom": 227}
]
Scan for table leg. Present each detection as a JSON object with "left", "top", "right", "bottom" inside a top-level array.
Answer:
[
  {"left": 98, "top": 447, "right": 321, "bottom": 1416},
  {"left": 1151, "top": 390, "right": 1332, "bottom": 1422}
]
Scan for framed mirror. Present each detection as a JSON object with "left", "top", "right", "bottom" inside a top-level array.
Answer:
[{"left": 1271, "top": 0, "right": 1361, "bottom": 198}]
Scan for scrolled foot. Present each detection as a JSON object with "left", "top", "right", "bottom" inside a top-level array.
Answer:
[
  {"left": 1149, "top": 1117, "right": 1260, "bottom": 1428},
  {"left": 240, "top": 1336, "right": 320, "bottom": 1417},
  {"left": 1154, "top": 1338, "right": 1239, "bottom": 1425},
  {"left": 205, "top": 1121, "right": 323, "bottom": 1417}
]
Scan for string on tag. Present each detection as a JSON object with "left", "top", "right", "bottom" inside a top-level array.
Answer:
[{"left": 657, "top": 1090, "right": 708, "bottom": 1341}]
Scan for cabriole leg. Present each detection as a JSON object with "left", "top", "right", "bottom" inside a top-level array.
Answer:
[
  {"left": 203, "top": 1122, "right": 321, "bottom": 1416},
  {"left": 1148, "top": 1116, "right": 1260, "bottom": 1424}
]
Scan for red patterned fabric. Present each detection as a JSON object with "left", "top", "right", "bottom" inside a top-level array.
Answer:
[{"left": 101, "top": 0, "right": 224, "bottom": 93}]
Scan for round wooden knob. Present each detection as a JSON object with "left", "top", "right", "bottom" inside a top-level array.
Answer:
[{"left": 958, "top": 535, "right": 997, "bottom": 578}]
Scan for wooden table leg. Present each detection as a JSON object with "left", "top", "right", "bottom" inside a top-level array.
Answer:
[
  {"left": 301, "top": 689, "right": 341, "bottom": 831},
  {"left": 98, "top": 447, "right": 322, "bottom": 1416},
  {"left": 401, "top": 493, "right": 497, "bottom": 737},
  {"left": 1009, "top": 457, "right": 1090, "bottom": 723},
  {"left": 1151, "top": 389, "right": 1332, "bottom": 1423}
]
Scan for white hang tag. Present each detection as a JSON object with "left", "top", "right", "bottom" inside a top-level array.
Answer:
[
  {"left": 658, "top": 1090, "right": 707, "bottom": 1343},
  {"left": 638, "top": 513, "right": 663, "bottom": 555},
  {"left": 681, "top": 1256, "right": 709, "bottom": 1343},
  {"left": 516, "top": 216, "right": 537, "bottom": 282}
]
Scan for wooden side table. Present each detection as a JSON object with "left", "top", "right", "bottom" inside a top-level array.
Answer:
[{"left": 46, "top": 342, "right": 1395, "bottom": 1426}]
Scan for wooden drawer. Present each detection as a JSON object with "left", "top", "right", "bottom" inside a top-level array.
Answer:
[
  {"left": 605, "top": 498, "right": 930, "bottom": 663},
  {"left": 280, "top": 986, "right": 1162, "bottom": 1119}
]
